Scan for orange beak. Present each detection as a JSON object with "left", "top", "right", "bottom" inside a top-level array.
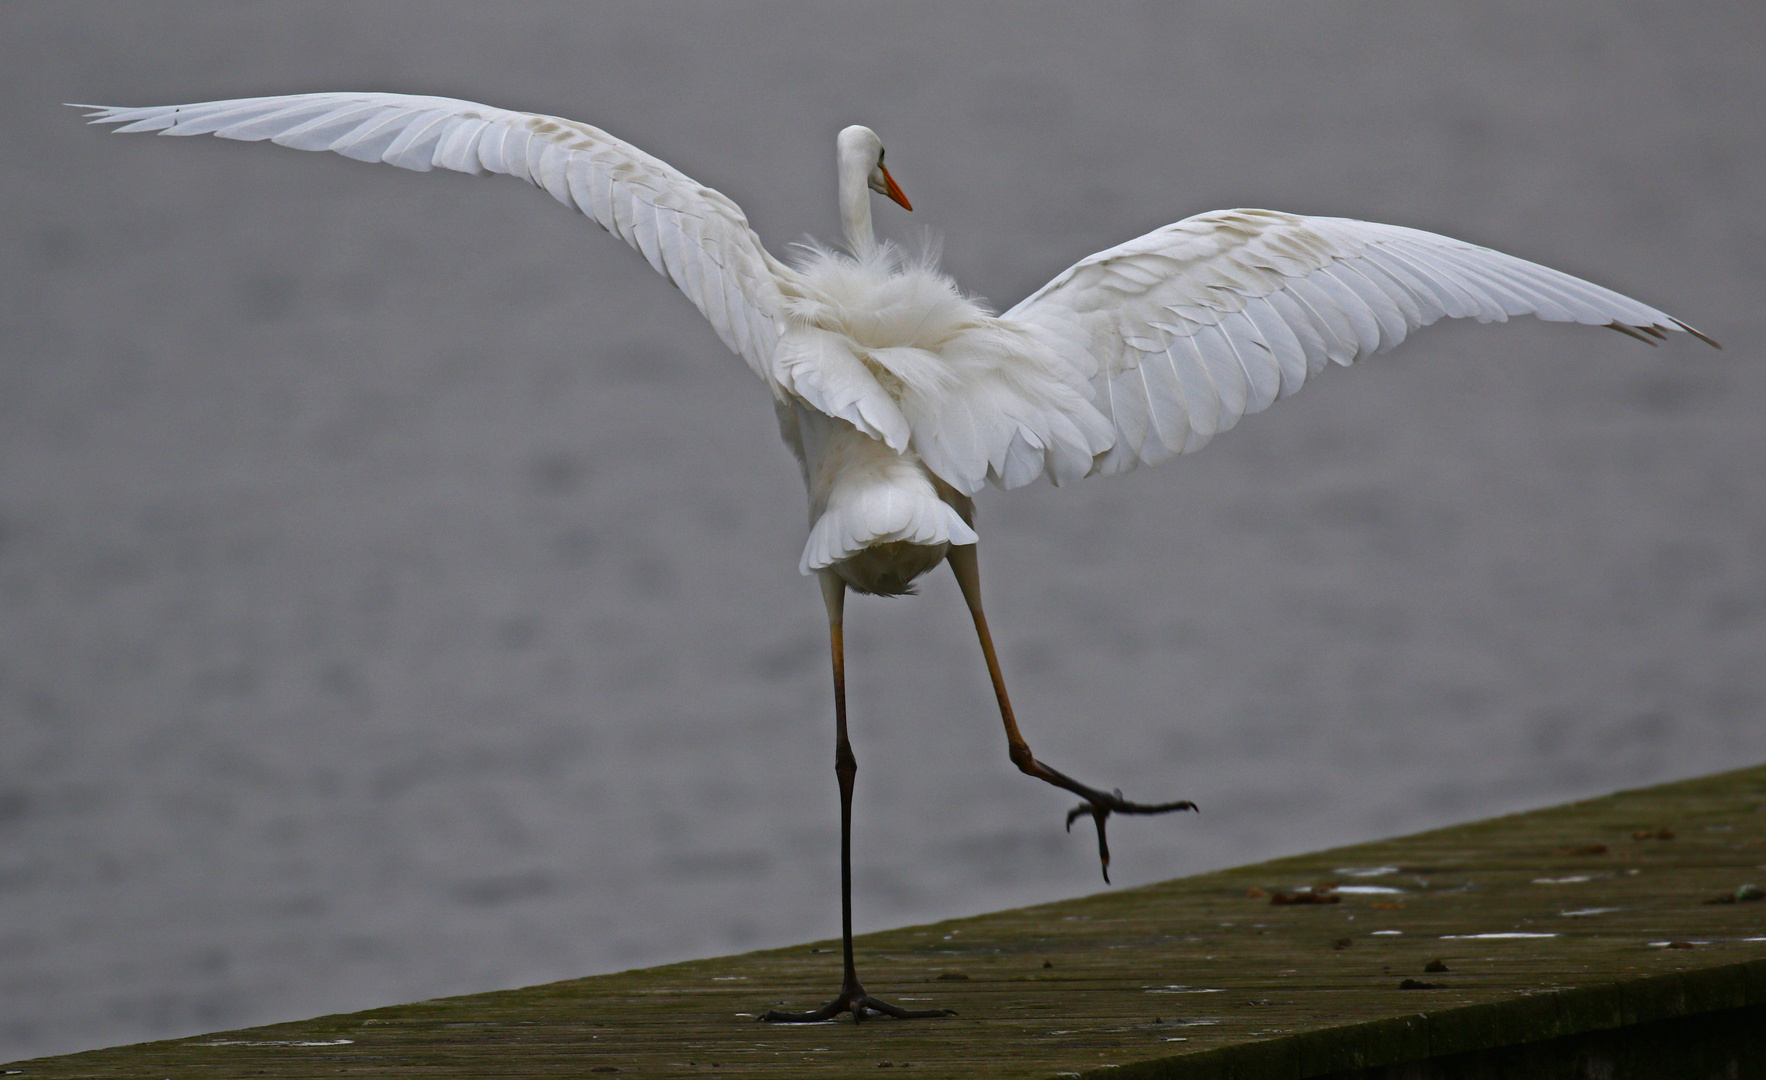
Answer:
[{"left": 879, "top": 163, "right": 912, "bottom": 211}]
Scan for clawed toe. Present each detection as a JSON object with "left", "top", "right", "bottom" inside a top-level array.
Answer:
[
  {"left": 759, "top": 988, "right": 957, "bottom": 1024},
  {"left": 1062, "top": 788, "right": 1198, "bottom": 883}
]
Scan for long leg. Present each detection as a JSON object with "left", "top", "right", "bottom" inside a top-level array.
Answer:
[
  {"left": 758, "top": 572, "right": 955, "bottom": 1023},
  {"left": 947, "top": 543, "right": 1196, "bottom": 883}
]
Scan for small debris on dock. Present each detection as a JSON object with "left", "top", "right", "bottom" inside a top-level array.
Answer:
[
  {"left": 1703, "top": 883, "right": 1764, "bottom": 904},
  {"left": 1555, "top": 843, "right": 1610, "bottom": 856},
  {"left": 1270, "top": 887, "right": 1339, "bottom": 905}
]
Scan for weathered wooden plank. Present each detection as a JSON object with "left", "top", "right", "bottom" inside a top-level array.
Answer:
[{"left": 8, "top": 765, "right": 1766, "bottom": 1079}]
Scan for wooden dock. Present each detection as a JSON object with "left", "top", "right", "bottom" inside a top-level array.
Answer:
[{"left": 9, "top": 765, "right": 1765, "bottom": 1079}]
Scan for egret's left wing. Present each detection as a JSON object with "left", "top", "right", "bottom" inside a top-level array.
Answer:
[
  {"left": 1004, "top": 209, "right": 1714, "bottom": 477},
  {"left": 77, "top": 93, "right": 795, "bottom": 383}
]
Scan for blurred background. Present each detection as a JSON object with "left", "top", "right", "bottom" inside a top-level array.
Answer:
[{"left": 3, "top": 0, "right": 1761, "bottom": 1062}]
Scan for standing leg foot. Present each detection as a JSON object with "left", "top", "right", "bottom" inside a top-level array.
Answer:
[
  {"left": 759, "top": 973, "right": 957, "bottom": 1023},
  {"left": 762, "top": 572, "right": 959, "bottom": 1024}
]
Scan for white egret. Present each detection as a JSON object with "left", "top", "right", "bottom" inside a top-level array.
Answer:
[{"left": 79, "top": 94, "right": 1715, "bottom": 1022}]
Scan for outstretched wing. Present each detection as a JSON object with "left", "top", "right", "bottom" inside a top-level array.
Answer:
[
  {"left": 1004, "top": 208, "right": 1716, "bottom": 477},
  {"left": 77, "top": 93, "right": 794, "bottom": 381}
]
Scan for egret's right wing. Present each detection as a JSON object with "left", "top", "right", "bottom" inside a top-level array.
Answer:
[
  {"left": 1005, "top": 209, "right": 1715, "bottom": 477},
  {"left": 78, "top": 93, "right": 796, "bottom": 382}
]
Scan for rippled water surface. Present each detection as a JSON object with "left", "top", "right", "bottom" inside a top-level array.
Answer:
[{"left": 3, "top": 1, "right": 1762, "bottom": 1062}]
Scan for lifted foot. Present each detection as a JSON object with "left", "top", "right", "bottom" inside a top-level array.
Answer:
[
  {"left": 1062, "top": 781, "right": 1198, "bottom": 883},
  {"left": 948, "top": 548, "right": 1198, "bottom": 886},
  {"left": 759, "top": 980, "right": 957, "bottom": 1023}
]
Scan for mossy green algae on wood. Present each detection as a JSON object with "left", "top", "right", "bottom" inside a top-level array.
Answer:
[{"left": 9, "top": 764, "right": 1766, "bottom": 1079}]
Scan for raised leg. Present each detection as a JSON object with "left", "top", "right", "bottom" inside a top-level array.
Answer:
[
  {"left": 947, "top": 543, "right": 1196, "bottom": 883},
  {"left": 758, "top": 571, "right": 956, "bottom": 1023}
]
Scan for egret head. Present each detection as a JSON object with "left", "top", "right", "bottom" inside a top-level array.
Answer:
[{"left": 838, "top": 124, "right": 911, "bottom": 211}]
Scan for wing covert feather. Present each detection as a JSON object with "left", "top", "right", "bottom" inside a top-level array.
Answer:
[{"left": 1005, "top": 208, "right": 1713, "bottom": 476}]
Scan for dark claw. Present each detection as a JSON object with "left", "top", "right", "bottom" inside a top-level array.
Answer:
[{"left": 1063, "top": 788, "right": 1198, "bottom": 883}]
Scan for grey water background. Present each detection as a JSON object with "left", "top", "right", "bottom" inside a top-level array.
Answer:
[{"left": 4, "top": 0, "right": 1763, "bottom": 1061}]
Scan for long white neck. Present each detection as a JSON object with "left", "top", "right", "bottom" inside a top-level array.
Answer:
[{"left": 838, "top": 154, "right": 875, "bottom": 253}]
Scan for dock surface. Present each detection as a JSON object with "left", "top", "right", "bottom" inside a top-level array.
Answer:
[{"left": 10, "top": 765, "right": 1765, "bottom": 1079}]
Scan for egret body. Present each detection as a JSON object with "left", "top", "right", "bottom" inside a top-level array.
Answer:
[{"left": 79, "top": 94, "right": 1715, "bottom": 1022}]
